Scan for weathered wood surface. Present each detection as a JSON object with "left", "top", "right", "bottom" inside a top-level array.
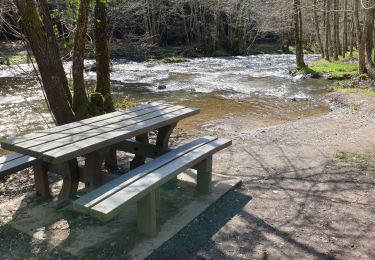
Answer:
[
  {"left": 73, "top": 136, "right": 217, "bottom": 210},
  {"left": 0, "top": 153, "right": 50, "bottom": 198},
  {"left": 2, "top": 104, "right": 199, "bottom": 164},
  {"left": 2, "top": 102, "right": 162, "bottom": 146},
  {"left": 72, "top": 137, "right": 232, "bottom": 222},
  {"left": 0, "top": 153, "right": 38, "bottom": 177}
]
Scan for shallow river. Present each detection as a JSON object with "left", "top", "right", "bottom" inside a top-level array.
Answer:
[{"left": 0, "top": 54, "right": 330, "bottom": 139}]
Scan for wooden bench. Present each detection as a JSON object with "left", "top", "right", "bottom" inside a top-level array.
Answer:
[
  {"left": 0, "top": 153, "right": 50, "bottom": 198},
  {"left": 72, "top": 136, "right": 231, "bottom": 235}
]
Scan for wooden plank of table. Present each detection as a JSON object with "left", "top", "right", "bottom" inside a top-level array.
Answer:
[
  {"left": 43, "top": 107, "right": 199, "bottom": 163},
  {"left": 90, "top": 138, "right": 232, "bottom": 220},
  {"left": 73, "top": 136, "right": 217, "bottom": 210},
  {"left": 2, "top": 102, "right": 163, "bottom": 149},
  {"left": 13, "top": 103, "right": 172, "bottom": 150},
  {"left": 14, "top": 105, "right": 188, "bottom": 156}
]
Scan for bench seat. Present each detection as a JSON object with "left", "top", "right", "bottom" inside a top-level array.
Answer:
[
  {"left": 72, "top": 136, "right": 232, "bottom": 235},
  {"left": 0, "top": 153, "right": 50, "bottom": 197},
  {"left": 0, "top": 153, "right": 38, "bottom": 178}
]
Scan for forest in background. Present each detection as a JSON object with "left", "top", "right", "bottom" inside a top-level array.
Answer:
[
  {"left": 1, "top": 1, "right": 375, "bottom": 60},
  {"left": 1, "top": 0, "right": 375, "bottom": 125}
]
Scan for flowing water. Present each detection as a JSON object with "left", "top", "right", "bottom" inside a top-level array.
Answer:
[{"left": 0, "top": 54, "right": 330, "bottom": 139}]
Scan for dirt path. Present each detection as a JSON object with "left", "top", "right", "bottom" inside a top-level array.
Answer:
[
  {"left": 0, "top": 92, "right": 374, "bottom": 259},
  {"left": 150, "top": 92, "right": 375, "bottom": 259}
]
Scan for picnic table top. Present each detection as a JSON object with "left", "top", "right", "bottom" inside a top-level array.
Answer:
[{"left": 1, "top": 103, "right": 199, "bottom": 164}]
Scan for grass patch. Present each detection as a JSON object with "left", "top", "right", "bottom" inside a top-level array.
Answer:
[
  {"left": 335, "top": 151, "right": 375, "bottom": 170},
  {"left": 114, "top": 96, "right": 137, "bottom": 110},
  {"left": 0, "top": 51, "right": 34, "bottom": 65},
  {"left": 304, "top": 59, "right": 358, "bottom": 79},
  {"left": 160, "top": 56, "right": 188, "bottom": 63},
  {"left": 336, "top": 87, "right": 375, "bottom": 97}
]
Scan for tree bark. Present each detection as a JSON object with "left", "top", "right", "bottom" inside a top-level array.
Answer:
[
  {"left": 15, "top": 0, "right": 75, "bottom": 125},
  {"left": 365, "top": 9, "right": 375, "bottom": 67},
  {"left": 314, "top": 0, "right": 325, "bottom": 58},
  {"left": 38, "top": 0, "right": 73, "bottom": 105},
  {"left": 333, "top": 0, "right": 339, "bottom": 60},
  {"left": 72, "top": 0, "right": 90, "bottom": 119},
  {"left": 293, "top": 0, "right": 306, "bottom": 69},
  {"left": 354, "top": 0, "right": 368, "bottom": 73},
  {"left": 94, "top": 0, "right": 114, "bottom": 113},
  {"left": 343, "top": 0, "right": 348, "bottom": 57},
  {"left": 325, "top": 0, "right": 331, "bottom": 61}
]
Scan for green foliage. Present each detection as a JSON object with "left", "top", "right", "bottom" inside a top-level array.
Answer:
[
  {"left": 0, "top": 51, "right": 34, "bottom": 65},
  {"left": 160, "top": 56, "right": 188, "bottom": 63},
  {"left": 89, "top": 92, "right": 105, "bottom": 116},
  {"left": 114, "top": 96, "right": 137, "bottom": 109},
  {"left": 304, "top": 59, "right": 358, "bottom": 79},
  {"left": 358, "top": 73, "right": 369, "bottom": 80},
  {"left": 340, "top": 50, "right": 359, "bottom": 59}
]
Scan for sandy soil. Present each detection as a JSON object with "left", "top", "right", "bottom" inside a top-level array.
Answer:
[{"left": 0, "top": 91, "right": 374, "bottom": 259}]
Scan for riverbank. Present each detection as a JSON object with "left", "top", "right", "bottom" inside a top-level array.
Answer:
[
  {"left": 0, "top": 40, "right": 297, "bottom": 65},
  {"left": 0, "top": 90, "right": 374, "bottom": 259}
]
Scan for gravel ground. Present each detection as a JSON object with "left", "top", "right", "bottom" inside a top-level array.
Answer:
[{"left": 150, "top": 92, "right": 375, "bottom": 260}]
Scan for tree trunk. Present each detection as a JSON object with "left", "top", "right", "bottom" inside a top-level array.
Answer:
[
  {"left": 38, "top": 0, "right": 73, "bottom": 105},
  {"left": 15, "top": 0, "right": 75, "bottom": 125},
  {"left": 336, "top": 0, "right": 342, "bottom": 56},
  {"left": 94, "top": 0, "right": 114, "bottom": 113},
  {"left": 314, "top": 0, "right": 325, "bottom": 58},
  {"left": 332, "top": 0, "right": 339, "bottom": 60},
  {"left": 350, "top": 1, "right": 355, "bottom": 57},
  {"left": 343, "top": 0, "right": 348, "bottom": 57},
  {"left": 325, "top": 0, "right": 331, "bottom": 61},
  {"left": 353, "top": 0, "right": 367, "bottom": 73},
  {"left": 72, "top": 0, "right": 90, "bottom": 119},
  {"left": 294, "top": 0, "right": 306, "bottom": 69},
  {"left": 365, "top": 9, "right": 375, "bottom": 67}
]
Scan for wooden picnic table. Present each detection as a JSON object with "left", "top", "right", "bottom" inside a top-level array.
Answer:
[{"left": 1, "top": 103, "right": 199, "bottom": 205}]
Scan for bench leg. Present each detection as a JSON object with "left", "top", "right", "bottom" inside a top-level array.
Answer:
[
  {"left": 130, "top": 133, "right": 149, "bottom": 169},
  {"left": 155, "top": 123, "right": 177, "bottom": 206},
  {"left": 137, "top": 191, "right": 157, "bottom": 236},
  {"left": 84, "top": 151, "right": 105, "bottom": 191},
  {"left": 196, "top": 156, "right": 213, "bottom": 194},
  {"left": 58, "top": 159, "right": 79, "bottom": 207},
  {"left": 33, "top": 162, "right": 51, "bottom": 199},
  {"left": 104, "top": 146, "right": 118, "bottom": 172}
]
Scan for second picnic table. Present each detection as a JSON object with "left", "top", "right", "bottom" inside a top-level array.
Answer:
[{"left": 1, "top": 103, "right": 199, "bottom": 205}]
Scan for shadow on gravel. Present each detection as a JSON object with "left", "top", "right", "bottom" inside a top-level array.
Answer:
[{"left": 148, "top": 189, "right": 251, "bottom": 260}]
